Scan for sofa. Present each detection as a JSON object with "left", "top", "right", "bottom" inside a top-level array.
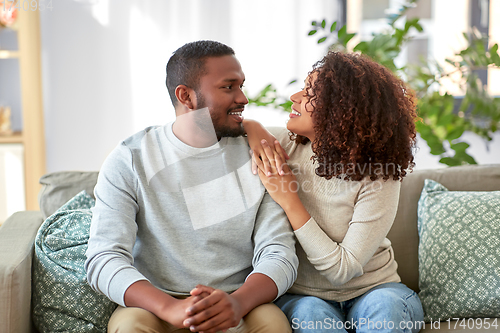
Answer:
[{"left": 1, "top": 164, "right": 499, "bottom": 333}]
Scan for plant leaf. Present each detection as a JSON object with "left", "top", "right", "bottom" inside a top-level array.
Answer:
[
  {"left": 338, "top": 25, "right": 347, "bottom": 39},
  {"left": 450, "top": 142, "right": 470, "bottom": 152},
  {"left": 439, "top": 157, "right": 461, "bottom": 166},
  {"left": 318, "top": 37, "right": 327, "bottom": 44},
  {"left": 490, "top": 44, "right": 500, "bottom": 66},
  {"left": 445, "top": 126, "right": 465, "bottom": 141},
  {"left": 330, "top": 21, "right": 337, "bottom": 33}
]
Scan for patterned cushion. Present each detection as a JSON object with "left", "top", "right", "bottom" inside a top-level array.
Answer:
[
  {"left": 32, "top": 191, "right": 117, "bottom": 332},
  {"left": 417, "top": 179, "right": 500, "bottom": 322}
]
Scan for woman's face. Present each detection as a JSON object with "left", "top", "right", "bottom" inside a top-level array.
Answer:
[{"left": 287, "top": 73, "right": 316, "bottom": 142}]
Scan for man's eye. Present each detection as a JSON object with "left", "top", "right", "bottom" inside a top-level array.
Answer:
[{"left": 240, "top": 84, "right": 245, "bottom": 89}]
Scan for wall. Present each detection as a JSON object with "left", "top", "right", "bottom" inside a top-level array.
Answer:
[
  {"left": 39, "top": 0, "right": 499, "bottom": 173},
  {"left": 0, "top": 144, "right": 24, "bottom": 223},
  {"left": 39, "top": 0, "right": 339, "bottom": 172}
]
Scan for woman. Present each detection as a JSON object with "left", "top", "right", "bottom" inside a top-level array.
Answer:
[{"left": 244, "top": 51, "right": 424, "bottom": 333}]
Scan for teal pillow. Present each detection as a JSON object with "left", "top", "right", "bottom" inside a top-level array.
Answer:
[
  {"left": 418, "top": 179, "right": 500, "bottom": 322},
  {"left": 32, "top": 191, "right": 117, "bottom": 333}
]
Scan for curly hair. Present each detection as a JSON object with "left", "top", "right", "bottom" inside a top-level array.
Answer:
[{"left": 291, "top": 51, "right": 417, "bottom": 181}]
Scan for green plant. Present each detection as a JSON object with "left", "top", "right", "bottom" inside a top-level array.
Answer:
[
  {"left": 246, "top": 83, "right": 293, "bottom": 112},
  {"left": 248, "top": 1, "right": 500, "bottom": 166}
]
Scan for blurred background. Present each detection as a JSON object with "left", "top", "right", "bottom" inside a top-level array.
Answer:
[{"left": 0, "top": 0, "right": 499, "bottom": 222}]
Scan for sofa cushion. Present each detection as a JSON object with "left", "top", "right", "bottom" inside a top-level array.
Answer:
[
  {"left": 39, "top": 171, "right": 99, "bottom": 219},
  {"left": 388, "top": 164, "right": 500, "bottom": 293},
  {"left": 417, "top": 179, "right": 500, "bottom": 322},
  {"left": 32, "top": 190, "right": 117, "bottom": 333}
]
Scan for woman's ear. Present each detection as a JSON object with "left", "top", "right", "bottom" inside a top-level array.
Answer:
[{"left": 175, "top": 85, "right": 195, "bottom": 110}]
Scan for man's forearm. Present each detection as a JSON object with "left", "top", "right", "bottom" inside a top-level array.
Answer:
[
  {"left": 231, "top": 272, "right": 278, "bottom": 316},
  {"left": 124, "top": 280, "right": 177, "bottom": 317}
]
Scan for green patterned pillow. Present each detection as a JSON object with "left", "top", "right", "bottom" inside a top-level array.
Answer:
[
  {"left": 33, "top": 190, "right": 117, "bottom": 332},
  {"left": 417, "top": 179, "right": 500, "bottom": 322}
]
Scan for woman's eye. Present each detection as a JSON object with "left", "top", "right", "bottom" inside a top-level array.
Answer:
[{"left": 222, "top": 83, "right": 244, "bottom": 90}]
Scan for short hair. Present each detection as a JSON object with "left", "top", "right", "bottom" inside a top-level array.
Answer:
[{"left": 166, "top": 40, "right": 235, "bottom": 107}]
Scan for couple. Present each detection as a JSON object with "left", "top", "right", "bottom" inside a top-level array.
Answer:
[{"left": 85, "top": 40, "right": 424, "bottom": 333}]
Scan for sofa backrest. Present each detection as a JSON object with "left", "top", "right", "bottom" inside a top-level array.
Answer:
[
  {"left": 39, "top": 171, "right": 99, "bottom": 219},
  {"left": 389, "top": 164, "right": 500, "bottom": 292},
  {"left": 38, "top": 165, "right": 500, "bottom": 293}
]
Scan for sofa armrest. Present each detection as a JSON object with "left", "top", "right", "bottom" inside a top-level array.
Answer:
[{"left": 0, "top": 211, "right": 43, "bottom": 333}]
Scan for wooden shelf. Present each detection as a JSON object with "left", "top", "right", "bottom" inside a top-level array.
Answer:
[
  {"left": 0, "top": 131, "right": 23, "bottom": 143},
  {"left": 0, "top": 50, "right": 20, "bottom": 59},
  {"left": 0, "top": 10, "right": 46, "bottom": 211}
]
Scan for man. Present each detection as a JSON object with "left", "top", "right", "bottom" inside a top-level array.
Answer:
[{"left": 85, "top": 40, "right": 298, "bottom": 333}]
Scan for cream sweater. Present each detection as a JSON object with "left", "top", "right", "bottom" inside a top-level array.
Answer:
[{"left": 269, "top": 127, "right": 401, "bottom": 302}]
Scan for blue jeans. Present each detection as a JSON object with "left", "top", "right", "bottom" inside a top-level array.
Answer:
[{"left": 275, "top": 282, "right": 424, "bottom": 333}]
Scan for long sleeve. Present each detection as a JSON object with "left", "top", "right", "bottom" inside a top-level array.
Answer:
[
  {"left": 250, "top": 193, "right": 298, "bottom": 298},
  {"left": 86, "top": 124, "right": 299, "bottom": 307},
  {"left": 85, "top": 143, "right": 146, "bottom": 307},
  {"left": 294, "top": 179, "right": 400, "bottom": 286}
]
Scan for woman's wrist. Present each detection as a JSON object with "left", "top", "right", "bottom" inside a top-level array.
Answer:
[
  {"left": 242, "top": 119, "right": 257, "bottom": 133},
  {"left": 281, "top": 196, "right": 311, "bottom": 230}
]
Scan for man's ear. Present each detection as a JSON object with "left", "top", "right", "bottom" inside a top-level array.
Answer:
[{"left": 175, "top": 85, "right": 195, "bottom": 110}]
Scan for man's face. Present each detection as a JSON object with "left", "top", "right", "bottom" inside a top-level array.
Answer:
[{"left": 193, "top": 55, "right": 248, "bottom": 138}]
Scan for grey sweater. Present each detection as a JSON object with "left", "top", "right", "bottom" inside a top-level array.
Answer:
[
  {"left": 269, "top": 127, "right": 401, "bottom": 302},
  {"left": 85, "top": 123, "right": 298, "bottom": 307}
]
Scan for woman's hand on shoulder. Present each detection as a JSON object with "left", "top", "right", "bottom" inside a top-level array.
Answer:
[
  {"left": 251, "top": 139, "right": 289, "bottom": 176},
  {"left": 257, "top": 161, "right": 297, "bottom": 207},
  {"left": 243, "top": 119, "right": 289, "bottom": 176}
]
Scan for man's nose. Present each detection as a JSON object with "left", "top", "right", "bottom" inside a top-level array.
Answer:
[{"left": 236, "top": 89, "right": 249, "bottom": 105}]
